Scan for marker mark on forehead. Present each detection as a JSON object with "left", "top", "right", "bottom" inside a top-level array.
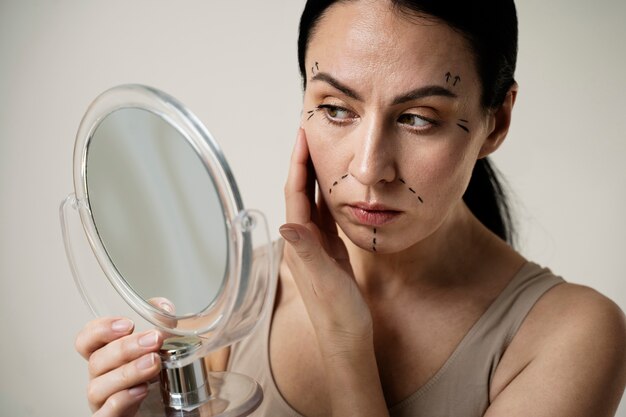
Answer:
[
  {"left": 311, "top": 61, "right": 320, "bottom": 75},
  {"left": 445, "top": 72, "right": 461, "bottom": 87}
]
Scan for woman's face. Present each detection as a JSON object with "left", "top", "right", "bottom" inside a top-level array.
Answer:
[{"left": 302, "top": 0, "right": 503, "bottom": 254}]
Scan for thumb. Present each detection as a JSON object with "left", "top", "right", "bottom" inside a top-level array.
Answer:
[
  {"left": 148, "top": 297, "right": 176, "bottom": 315},
  {"left": 279, "top": 223, "right": 324, "bottom": 265},
  {"left": 148, "top": 297, "right": 178, "bottom": 333}
]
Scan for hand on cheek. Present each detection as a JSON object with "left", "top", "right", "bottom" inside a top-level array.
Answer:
[{"left": 280, "top": 128, "right": 373, "bottom": 355}]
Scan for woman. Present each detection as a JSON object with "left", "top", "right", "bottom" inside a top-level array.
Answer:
[{"left": 75, "top": 1, "right": 626, "bottom": 416}]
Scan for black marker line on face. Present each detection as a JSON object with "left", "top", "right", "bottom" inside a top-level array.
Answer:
[
  {"left": 445, "top": 72, "right": 461, "bottom": 87},
  {"left": 306, "top": 108, "right": 320, "bottom": 121},
  {"left": 456, "top": 123, "right": 469, "bottom": 133},
  {"left": 328, "top": 173, "right": 349, "bottom": 195},
  {"left": 372, "top": 227, "right": 377, "bottom": 252},
  {"left": 398, "top": 178, "right": 425, "bottom": 204},
  {"left": 311, "top": 61, "right": 320, "bottom": 76}
]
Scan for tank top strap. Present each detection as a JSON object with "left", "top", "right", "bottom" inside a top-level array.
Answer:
[{"left": 475, "top": 261, "right": 565, "bottom": 349}]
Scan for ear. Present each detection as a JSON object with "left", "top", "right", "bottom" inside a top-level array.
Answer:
[{"left": 478, "top": 83, "right": 518, "bottom": 159}]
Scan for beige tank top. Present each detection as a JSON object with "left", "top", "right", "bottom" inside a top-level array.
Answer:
[{"left": 228, "top": 240, "right": 564, "bottom": 417}]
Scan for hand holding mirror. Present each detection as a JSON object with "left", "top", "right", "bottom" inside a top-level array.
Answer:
[{"left": 61, "top": 84, "right": 278, "bottom": 416}]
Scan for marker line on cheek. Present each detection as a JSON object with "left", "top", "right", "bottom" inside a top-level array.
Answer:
[
  {"left": 328, "top": 173, "right": 349, "bottom": 195},
  {"left": 399, "top": 178, "right": 425, "bottom": 204}
]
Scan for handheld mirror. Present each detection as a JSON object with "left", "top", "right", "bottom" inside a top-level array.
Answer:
[{"left": 60, "top": 84, "right": 278, "bottom": 416}]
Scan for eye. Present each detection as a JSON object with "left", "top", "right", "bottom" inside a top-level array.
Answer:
[
  {"left": 317, "top": 104, "right": 357, "bottom": 125},
  {"left": 397, "top": 113, "right": 434, "bottom": 129}
]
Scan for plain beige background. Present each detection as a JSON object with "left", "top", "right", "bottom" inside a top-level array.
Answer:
[{"left": 1, "top": 1, "right": 624, "bottom": 416}]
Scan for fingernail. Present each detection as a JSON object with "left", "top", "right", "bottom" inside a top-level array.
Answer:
[
  {"left": 279, "top": 226, "right": 300, "bottom": 243},
  {"left": 129, "top": 384, "right": 148, "bottom": 397},
  {"left": 160, "top": 301, "right": 173, "bottom": 313},
  {"left": 111, "top": 319, "right": 133, "bottom": 332},
  {"left": 136, "top": 353, "right": 155, "bottom": 370},
  {"left": 138, "top": 331, "right": 158, "bottom": 347}
]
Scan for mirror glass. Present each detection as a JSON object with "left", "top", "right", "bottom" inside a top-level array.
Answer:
[{"left": 85, "top": 107, "right": 228, "bottom": 316}]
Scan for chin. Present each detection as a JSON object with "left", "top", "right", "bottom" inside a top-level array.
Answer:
[{"left": 337, "top": 221, "right": 422, "bottom": 255}]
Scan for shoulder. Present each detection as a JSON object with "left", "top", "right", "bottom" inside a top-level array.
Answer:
[
  {"left": 527, "top": 282, "right": 625, "bottom": 350},
  {"left": 488, "top": 281, "right": 626, "bottom": 416}
]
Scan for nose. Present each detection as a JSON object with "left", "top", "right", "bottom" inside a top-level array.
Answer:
[{"left": 348, "top": 116, "right": 397, "bottom": 186}]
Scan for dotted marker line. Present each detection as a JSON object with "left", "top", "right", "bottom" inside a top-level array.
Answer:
[
  {"left": 399, "top": 178, "right": 424, "bottom": 204},
  {"left": 329, "top": 173, "right": 349, "bottom": 194},
  {"left": 372, "top": 228, "right": 377, "bottom": 252}
]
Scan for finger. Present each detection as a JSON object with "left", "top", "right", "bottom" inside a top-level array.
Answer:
[
  {"left": 307, "top": 150, "right": 320, "bottom": 226},
  {"left": 148, "top": 297, "right": 178, "bottom": 333},
  {"left": 148, "top": 297, "right": 175, "bottom": 315},
  {"left": 317, "top": 187, "right": 338, "bottom": 238},
  {"left": 92, "top": 384, "right": 148, "bottom": 417},
  {"left": 285, "top": 128, "right": 312, "bottom": 225},
  {"left": 76, "top": 317, "right": 135, "bottom": 360},
  {"left": 88, "top": 353, "right": 160, "bottom": 411},
  {"left": 88, "top": 330, "right": 164, "bottom": 378},
  {"left": 279, "top": 223, "right": 340, "bottom": 297},
  {"left": 280, "top": 223, "right": 322, "bottom": 264},
  {"left": 317, "top": 190, "right": 351, "bottom": 263}
]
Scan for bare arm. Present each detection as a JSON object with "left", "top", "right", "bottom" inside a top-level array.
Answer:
[{"left": 485, "top": 284, "right": 626, "bottom": 417}]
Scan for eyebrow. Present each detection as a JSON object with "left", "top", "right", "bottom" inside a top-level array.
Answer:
[
  {"left": 310, "top": 71, "right": 458, "bottom": 105},
  {"left": 391, "top": 85, "right": 457, "bottom": 105},
  {"left": 311, "top": 72, "right": 363, "bottom": 101}
]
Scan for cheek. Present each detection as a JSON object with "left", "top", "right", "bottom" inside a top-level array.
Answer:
[
  {"left": 400, "top": 142, "right": 477, "bottom": 216},
  {"left": 306, "top": 129, "right": 350, "bottom": 188},
  {"left": 422, "top": 147, "right": 472, "bottom": 188}
]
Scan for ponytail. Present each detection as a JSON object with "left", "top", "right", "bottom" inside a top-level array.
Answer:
[{"left": 462, "top": 158, "right": 515, "bottom": 245}]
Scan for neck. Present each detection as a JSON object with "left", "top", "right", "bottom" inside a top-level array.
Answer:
[{"left": 341, "top": 203, "right": 499, "bottom": 297}]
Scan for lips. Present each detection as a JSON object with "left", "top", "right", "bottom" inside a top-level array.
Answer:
[{"left": 348, "top": 202, "right": 402, "bottom": 226}]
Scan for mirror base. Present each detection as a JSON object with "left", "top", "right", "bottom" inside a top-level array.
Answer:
[{"left": 138, "top": 371, "right": 262, "bottom": 417}]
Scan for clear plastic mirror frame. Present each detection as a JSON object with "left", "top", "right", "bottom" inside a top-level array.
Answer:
[{"left": 62, "top": 85, "right": 276, "bottom": 364}]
